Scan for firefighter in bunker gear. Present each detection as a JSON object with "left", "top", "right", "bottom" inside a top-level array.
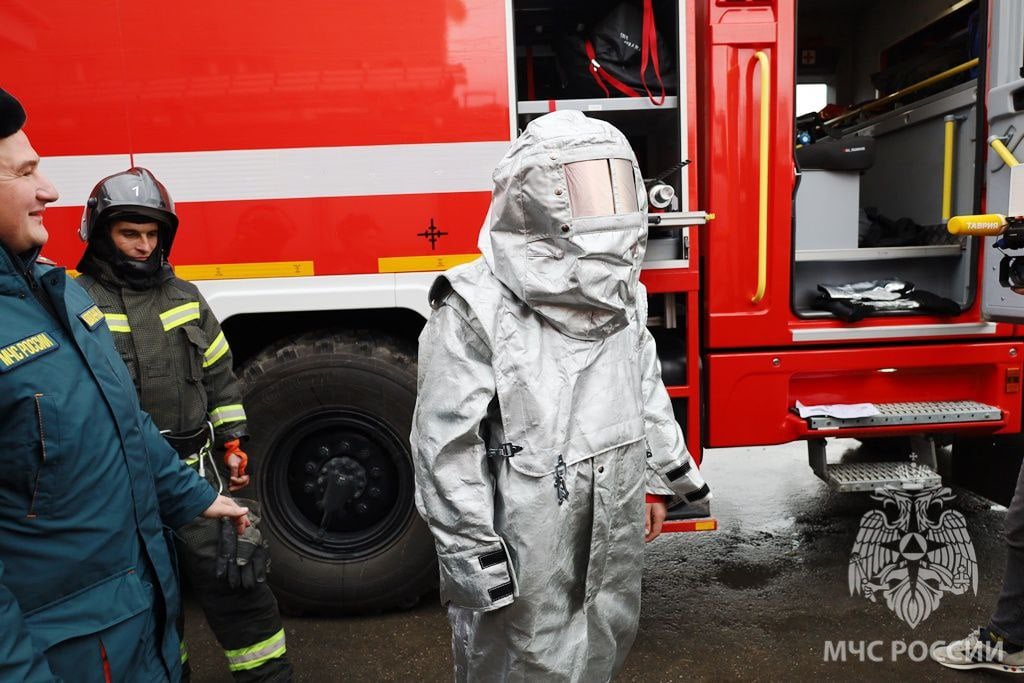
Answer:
[
  {"left": 0, "top": 86, "right": 249, "bottom": 682},
  {"left": 76, "top": 167, "right": 292, "bottom": 682},
  {"left": 411, "top": 110, "right": 711, "bottom": 682}
]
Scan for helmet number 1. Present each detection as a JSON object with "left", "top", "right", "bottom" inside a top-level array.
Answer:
[{"left": 131, "top": 185, "right": 139, "bottom": 196}]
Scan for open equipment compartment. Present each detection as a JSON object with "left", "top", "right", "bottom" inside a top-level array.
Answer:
[
  {"left": 792, "top": 0, "right": 982, "bottom": 319},
  {"left": 511, "top": 0, "right": 691, "bottom": 264}
]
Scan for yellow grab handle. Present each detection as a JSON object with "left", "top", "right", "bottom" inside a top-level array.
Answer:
[
  {"left": 947, "top": 213, "right": 1007, "bottom": 236},
  {"left": 989, "top": 136, "right": 1020, "bottom": 168},
  {"left": 752, "top": 51, "right": 769, "bottom": 304},
  {"left": 825, "top": 58, "right": 979, "bottom": 127},
  {"left": 941, "top": 117, "right": 956, "bottom": 221}
]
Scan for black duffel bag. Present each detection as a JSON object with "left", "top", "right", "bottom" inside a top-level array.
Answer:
[{"left": 559, "top": 0, "right": 677, "bottom": 104}]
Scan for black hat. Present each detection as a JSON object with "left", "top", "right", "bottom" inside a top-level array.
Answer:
[{"left": 0, "top": 89, "right": 26, "bottom": 140}]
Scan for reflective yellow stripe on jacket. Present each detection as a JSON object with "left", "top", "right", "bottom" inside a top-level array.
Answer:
[
  {"left": 210, "top": 403, "right": 246, "bottom": 427},
  {"left": 104, "top": 313, "right": 131, "bottom": 333},
  {"left": 159, "top": 302, "right": 200, "bottom": 331},
  {"left": 203, "top": 331, "right": 230, "bottom": 368},
  {"left": 224, "top": 628, "right": 287, "bottom": 672}
]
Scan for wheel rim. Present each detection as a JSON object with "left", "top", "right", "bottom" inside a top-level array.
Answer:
[{"left": 262, "top": 409, "right": 414, "bottom": 561}]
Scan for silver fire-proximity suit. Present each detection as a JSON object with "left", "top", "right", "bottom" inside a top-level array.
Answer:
[{"left": 411, "top": 110, "right": 711, "bottom": 682}]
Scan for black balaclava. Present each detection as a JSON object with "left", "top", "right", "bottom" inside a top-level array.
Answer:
[{"left": 79, "top": 213, "right": 172, "bottom": 290}]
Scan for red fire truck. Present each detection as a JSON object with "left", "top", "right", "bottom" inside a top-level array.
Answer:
[{"left": 5, "top": 0, "right": 1024, "bottom": 614}]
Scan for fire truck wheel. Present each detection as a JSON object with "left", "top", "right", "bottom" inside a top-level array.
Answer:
[{"left": 240, "top": 330, "right": 437, "bottom": 614}]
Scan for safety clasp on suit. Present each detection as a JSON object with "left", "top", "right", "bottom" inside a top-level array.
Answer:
[{"left": 163, "top": 421, "right": 227, "bottom": 493}]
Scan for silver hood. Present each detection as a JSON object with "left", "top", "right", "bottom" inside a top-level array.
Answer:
[{"left": 478, "top": 110, "right": 648, "bottom": 340}]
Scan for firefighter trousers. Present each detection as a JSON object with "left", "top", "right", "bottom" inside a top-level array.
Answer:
[
  {"left": 990, "top": 459, "right": 1024, "bottom": 645},
  {"left": 177, "top": 535, "right": 293, "bottom": 682}
]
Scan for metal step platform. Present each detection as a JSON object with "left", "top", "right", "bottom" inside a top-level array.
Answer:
[
  {"left": 805, "top": 400, "right": 1001, "bottom": 431},
  {"left": 824, "top": 461, "right": 941, "bottom": 492},
  {"left": 807, "top": 437, "right": 943, "bottom": 492}
]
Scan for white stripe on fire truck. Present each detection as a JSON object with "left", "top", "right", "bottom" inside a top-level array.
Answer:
[
  {"left": 44, "top": 141, "right": 511, "bottom": 208},
  {"left": 41, "top": 153, "right": 135, "bottom": 211}
]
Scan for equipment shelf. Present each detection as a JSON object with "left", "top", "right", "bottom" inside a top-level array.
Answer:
[
  {"left": 794, "top": 244, "right": 963, "bottom": 262},
  {"left": 517, "top": 96, "right": 680, "bottom": 114}
]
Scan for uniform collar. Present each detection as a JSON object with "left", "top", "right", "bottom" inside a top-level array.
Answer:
[{"left": 0, "top": 241, "right": 41, "bottom": 289}]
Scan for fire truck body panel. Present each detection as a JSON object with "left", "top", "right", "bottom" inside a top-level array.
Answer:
[
  {"left": 701, "top": 0, "right": 799, "bottom": 349},
  {"left": 5, "top": 0, "right": 1023, "bottom": 612},
  {"left": 12, "top": 0, "right": 514, "bottom": 283},
  {"left": 194, "top": 272, "right": 437, "bottom": 322},
  {"left": 707, "top": 340, "right": 1023, "bottom": 447},
  {"left": 700, "top": 0, "right": 1000, "bottom": 348},
  {"left": 9, "top": 1, "right": 513, "bottom": 155},
  {"left": 696, "top": 0, "right": 1024, "bottom": 455}
]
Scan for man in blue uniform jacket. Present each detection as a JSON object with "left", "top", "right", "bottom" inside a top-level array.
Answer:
[{"left": 0, "top": 88, "right": 252, "bottom": 681}]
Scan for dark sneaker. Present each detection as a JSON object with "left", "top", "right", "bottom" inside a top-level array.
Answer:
[{"left": 932, "top": 628, "right": 1024, "bottom": 674}]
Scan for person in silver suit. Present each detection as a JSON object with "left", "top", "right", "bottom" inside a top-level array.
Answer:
[{"left": 411, "top": 110, "right": 710, "bottom": 682}]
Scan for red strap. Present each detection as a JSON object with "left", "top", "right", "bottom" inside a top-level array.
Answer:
[
  {"left": 525, "top": 45, "right": 536, "bottom": 100},
  {"left": 585, "top": 39, "right": 642, "bottom": 99},
  {"left": 640, "top": 0, "right": 666, "bottom": 106},
  {"left": 585, "top": 39, "right": 611, "bottom": 97},
  {"left": 100, "top": 640, "right": 112, "bottom": 683},
  {"left": 645, "top": 493, "right": 667, "bottom": 504}
]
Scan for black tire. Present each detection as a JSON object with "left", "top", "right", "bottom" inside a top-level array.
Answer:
[
  {"left": 950, "top": 435, "right": 1024, "bottom": 507},
  {"left": 240, "top": 330, "right": 437, "bottom": 614}
]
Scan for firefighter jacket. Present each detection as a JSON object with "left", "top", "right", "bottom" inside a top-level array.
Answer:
[
  {"left": 411, "top": 111, "right": 710, "bottom": 682},
  {"left": 75, "top": 256, "right": 248, "bottom": 446},
  {"left": 0, "top": 244, "right": 217, "bottom": 682}
]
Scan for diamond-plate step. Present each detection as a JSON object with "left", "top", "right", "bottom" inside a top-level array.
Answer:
[
  {"left": 805, "top": 400, "right": 1001, "bottom": 431},
  {"left": 826, "top": 462, "right": 941, "bottom": 492}
]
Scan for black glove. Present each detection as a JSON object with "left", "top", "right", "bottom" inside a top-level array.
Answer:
[
  {"left": 241, "top": 544, "right": 270, "bottom": 590},
  {"left": 215, "top": 516, "right": 239, "bottom": 587},
  {"left": 215, "top": 498, "right": 270, "bottom": 590}
]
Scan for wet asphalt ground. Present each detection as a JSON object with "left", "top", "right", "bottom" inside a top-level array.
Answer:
[{"left": 183, "top": 439, "right": 1017, "bottom": 681}]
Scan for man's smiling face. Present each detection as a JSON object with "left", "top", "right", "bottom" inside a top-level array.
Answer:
[{"left": 0, "top": 129, "right": 58, "bottom": 254}]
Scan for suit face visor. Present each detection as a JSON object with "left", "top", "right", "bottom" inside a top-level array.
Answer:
[{"left": 564, "top": 158, "right": 639, "bottom": 218}]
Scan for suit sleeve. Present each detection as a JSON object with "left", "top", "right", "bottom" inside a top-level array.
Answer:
[
  {"left": 0, "top": 562, "right": 60, "bottom": 682},
  {"left": 196, "top": 293, "right": 248, "bottom": 446},
  {"left": 140, "top": 410, "right": 218, "bottom": 529},
  {"left": 636, "top": 286, "right": 711, "bottom": 507},
  {"left": 410, "top": 299, "right": 517, "bottom": 612}
]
